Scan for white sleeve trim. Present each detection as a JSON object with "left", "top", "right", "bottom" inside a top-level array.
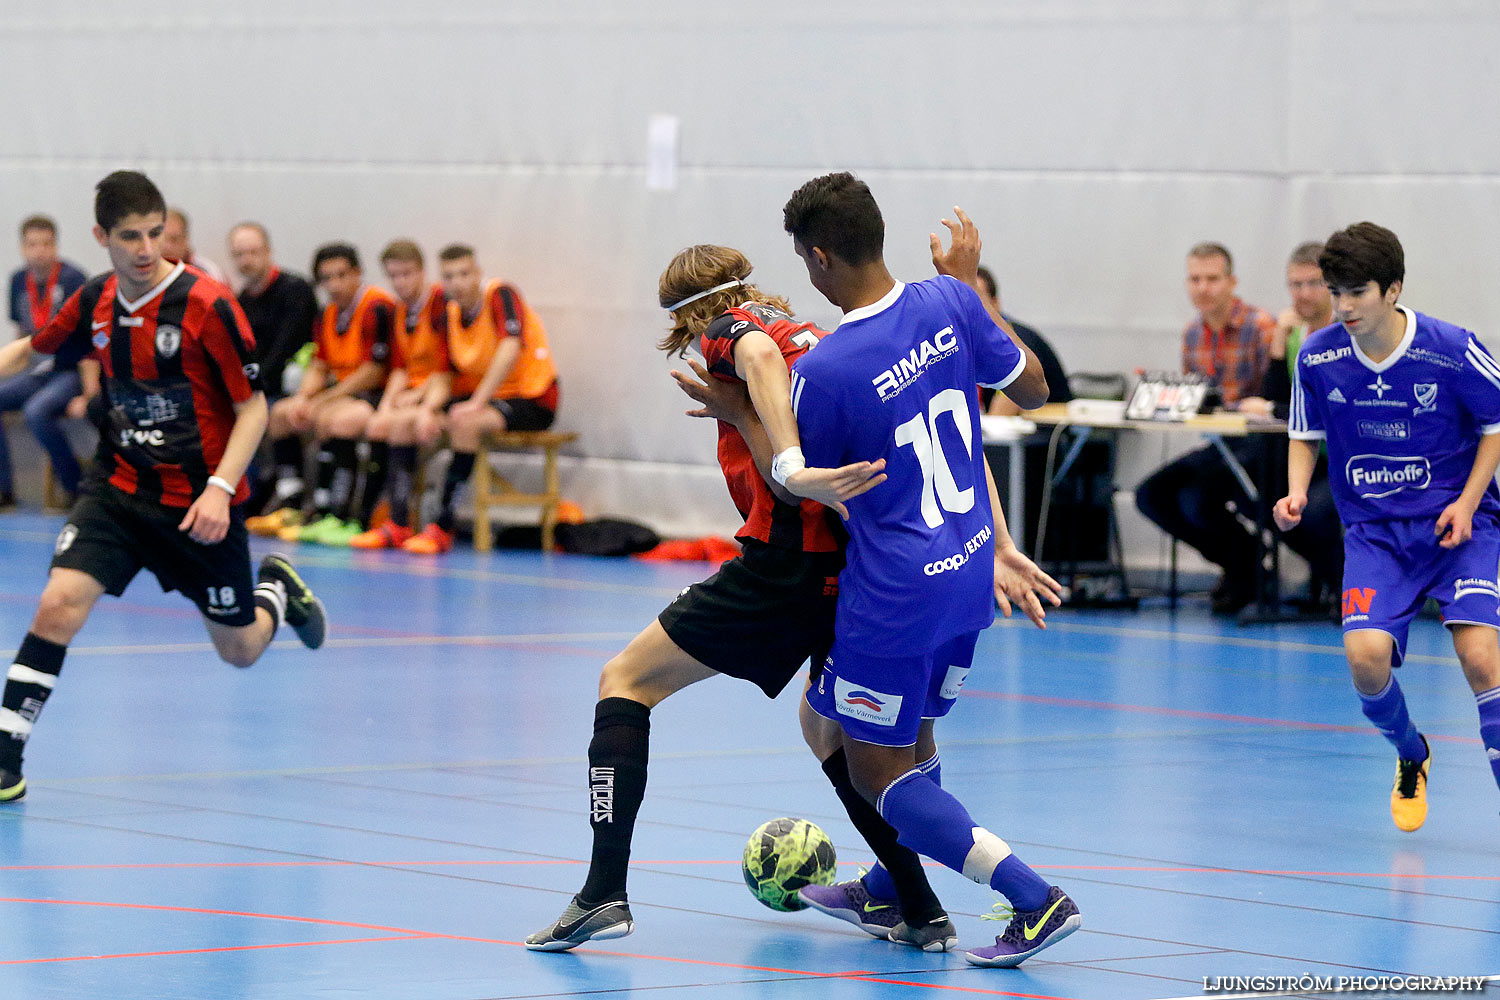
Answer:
[
  {"left": 1482, "top": 422, "right": 1500, "bottom": 435},
  {"left": 1287, "top": 430, "right": 1327, "bottom": 441},
  {"left": 981, "top": 351, "right": 1028, "bottom": 391}
]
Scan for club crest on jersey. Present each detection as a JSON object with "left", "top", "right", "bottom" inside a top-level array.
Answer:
[
  {"left": 833, "top": 677, "right": 902, "bottom": 727},
  {"left": 1413, "top": 383, "right": 1438, "bottom": 414},
  {"left": 91, "top": 320, "right": 110, "bottom": 349},
  {"left": 155, "top": 324, "right": 182, "bottom": 358}
]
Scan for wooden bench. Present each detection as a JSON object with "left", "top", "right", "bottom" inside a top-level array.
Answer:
[{"left": 470, "top": 431, "right": 579, "bottom": 552}]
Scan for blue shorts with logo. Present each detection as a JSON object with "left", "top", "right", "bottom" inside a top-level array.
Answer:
[
  {"left": 1342, "top": 513, "right": 1500, "bottom": 666},
  {"left": 805, "top": 631, "right": 980, "bottom": 747}
]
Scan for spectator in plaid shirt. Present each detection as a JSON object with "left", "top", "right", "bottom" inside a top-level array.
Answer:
[{"left": 1135, "top": 242, "right": 1276, "bottom": 614}]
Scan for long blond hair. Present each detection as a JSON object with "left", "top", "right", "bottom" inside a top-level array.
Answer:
[{"left": 657, "top": 245, "right": 793, "bottom": 356}]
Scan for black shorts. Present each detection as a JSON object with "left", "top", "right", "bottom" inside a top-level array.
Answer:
[
  {"left": 489, "top": 396, "right": 556, "bottom": 432},
  {"left": 657, "top": 541, "right": 843, "bottom": 698},
  {"left": 50, "top": 487, "right": 257, "bottom": 626}
]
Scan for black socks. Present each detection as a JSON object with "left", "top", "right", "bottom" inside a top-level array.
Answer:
[{"left": 577, "top": 697, "right": 651, "bottom": 907}]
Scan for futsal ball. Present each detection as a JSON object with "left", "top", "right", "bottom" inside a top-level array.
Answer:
[{"left": 741, "top": 817, "right": 837, "bottom": 911}]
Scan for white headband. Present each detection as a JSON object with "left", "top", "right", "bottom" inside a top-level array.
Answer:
[{"left": 667, "top": 278, "right": 745, "bottom": 312}]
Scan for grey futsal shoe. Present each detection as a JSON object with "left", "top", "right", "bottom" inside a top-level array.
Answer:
[
  {"left": 526, "top": 896, "right": 635, "bottom": 952},
  {"left": 889, "top": 915, "right": 958, "bottom": 952}
]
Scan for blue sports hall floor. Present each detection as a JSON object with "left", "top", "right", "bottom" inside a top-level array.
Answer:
[{"left": 0, "top": 510, "right": 1495, "bottom": 1000}]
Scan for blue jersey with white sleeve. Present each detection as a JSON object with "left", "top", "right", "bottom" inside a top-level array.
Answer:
[
  {"left": 1289, "top": 306, "right": 1500, "bottom": 525},
  {"left": 790, "top": 275, "right": 1026, "bottom": 654}
]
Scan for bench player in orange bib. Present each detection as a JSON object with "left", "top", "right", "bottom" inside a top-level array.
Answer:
[
  {"left": 249, "top": 244, "right": 395, "bottom": 546},
  {"left": 409, "top": 245, "right": 558, "bottom": 554},
  {"left": 349, "top": 241, "right": 452, "bottom": 549}
]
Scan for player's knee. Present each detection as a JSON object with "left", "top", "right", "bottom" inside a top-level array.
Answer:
[
  {"left": 597, "top": 654, "right": 644, "bottom": 704},
  {"left": 798, "top": 699, "right": 842, "bottom": 760},
  {"left": 217, "top": 641, "right": 259, "bottom": 669},
  {"left": 32, "top": 586, "right": 89, "bottom": 641}
]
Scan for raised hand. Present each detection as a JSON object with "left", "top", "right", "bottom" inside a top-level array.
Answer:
[{"left": 929, "top": 206, "right": 983, "bottom": 286}]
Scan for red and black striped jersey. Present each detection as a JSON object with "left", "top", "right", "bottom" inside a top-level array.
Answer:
[
  {"left": 33, "top": 262, "right": 262, "bottom": 509},
  {"left": 699, "top": 303, "right": 840, "bottom": 552}
]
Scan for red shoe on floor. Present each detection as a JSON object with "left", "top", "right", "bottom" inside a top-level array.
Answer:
[
  {"left": 349, "top": 522, "right": 414, "bottom": 550},
  {"left": 402, "top": 523, "right": 453, "bottom": 555}
]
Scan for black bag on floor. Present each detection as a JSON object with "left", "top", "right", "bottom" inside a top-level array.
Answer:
[{"left": 555, "top": 519, "right": 660, "bottom": 556}]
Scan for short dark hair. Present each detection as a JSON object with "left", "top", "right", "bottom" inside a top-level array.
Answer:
[
  {"left": 1319, "top": 223, "right": 1404, "bottom": 294},
  {"left": 94, "top": 171, "right": 166, "bottom": 233},
  {"left": 312, "top": 242, "right": 360, "bottom": 278},
  {"left": 19, "top": 215, "right": 56, "bottom": 239},
  {"left": 437, "top": 243, "right": 475, "bottom": 263},
  {"left": 782, "top": 172, "right": 884, "bottom": 266},
  {"left": 976, "top": 266, "right": 998, "bottom": 301},
  {"left": 1187, "top": 242, "right": 1233, "bottom": 274}
]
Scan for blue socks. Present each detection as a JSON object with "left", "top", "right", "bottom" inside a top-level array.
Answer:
[
  {"left": 1359, "top": 676, "right": 1427, "bottom": 762},
  {"left": 877, "top": 768, "right": 1049, "bottom": 912},
  {"left": 862, "top": 753, "right": 940, "bottom": 901},
  {"left": 1478, "top": 686, "right": 1500, "bottom": 790}
]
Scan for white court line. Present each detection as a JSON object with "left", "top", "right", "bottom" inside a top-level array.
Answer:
[
  {"left": 60, "top": 631, "right": 638, "bottom": 657},
  {"left": 995, "top": 617, "right": 1457, "bottom": 667}
]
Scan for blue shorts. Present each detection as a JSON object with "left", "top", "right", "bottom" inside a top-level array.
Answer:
[
  {"left": 1342, "top": 513, "right": 1500, "bottom": 666},
  {"left": 805, "top": 631, "right": 980, "bottom": 747}
]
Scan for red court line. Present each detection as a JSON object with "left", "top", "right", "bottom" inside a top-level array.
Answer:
[
  {"left": 2, "top": 934, "right": 429, "bottom": 966},
  {"left": 6, "top": 860, "right": 1494, "bottom": 880},
  {"left": 0, "top": 897, "right": 1083, "bottom": 997},
  {"left": 964, "top": 689, "right": 1483, "bottom": 745}
]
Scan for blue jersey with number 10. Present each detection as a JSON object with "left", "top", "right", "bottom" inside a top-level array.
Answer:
[{"left": 790, "top": 275, "right": 1026, "bottom": 655}]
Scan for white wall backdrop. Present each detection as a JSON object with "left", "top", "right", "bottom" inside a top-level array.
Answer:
[{"left": 3, "top": 0, "right": 1498, "bottom": 556}]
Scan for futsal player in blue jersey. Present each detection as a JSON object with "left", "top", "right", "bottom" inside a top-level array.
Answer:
[
  {"left": 1276, "top": 222, "right": 1500, "bottom": 831},
  {"left": 778, "top": 172, "right": 1081, "bottom": 967}
]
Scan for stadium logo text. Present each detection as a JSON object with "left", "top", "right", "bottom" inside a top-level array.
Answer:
[
  {"left": 872, "top": 326, "right": 958, "bottom": 400},
  {"left": 1345, "top": 455, "right": 1431, "bottom": 499},
  {"left": 1303, "top": 345, "right": 1352, "bottom": 366}
]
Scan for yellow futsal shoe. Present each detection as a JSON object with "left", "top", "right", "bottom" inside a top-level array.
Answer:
[
  {"left": 1391, "top": 736, "right": 1431, "bottom": 832},
  {"left": 248, "top": 507, "right": 301, "bottom": 538}
]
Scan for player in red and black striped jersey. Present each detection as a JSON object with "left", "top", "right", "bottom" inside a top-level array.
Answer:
[
  {"left": 529, "top": 245, "right": 959, "bottom": 953},
  {"left": 0, "top": 171, "right": 325, "bottom": 805}
]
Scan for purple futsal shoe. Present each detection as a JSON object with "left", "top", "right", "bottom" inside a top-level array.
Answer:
[{"left": 964, "top": 886, "right": 1081, "bottom": 967}]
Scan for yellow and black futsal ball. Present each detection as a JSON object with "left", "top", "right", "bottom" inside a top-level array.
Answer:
[{"left": 741, "top": 817, "right": 838, "bottom": 911}]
